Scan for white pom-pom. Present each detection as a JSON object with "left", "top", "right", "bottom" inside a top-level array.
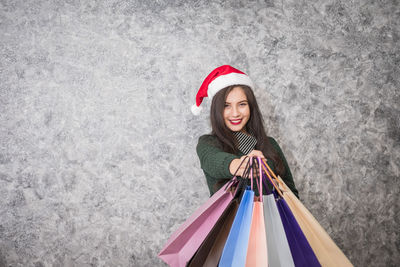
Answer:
[{"left": 191, "top": 104, "right": 202, "bottom": 116}]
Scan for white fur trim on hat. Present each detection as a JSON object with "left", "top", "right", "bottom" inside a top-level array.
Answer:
[
  {"left": 208, "top": 72, "right": 254, "bottom": 99},
  {"left": 191, "top": 104, "right": 202, "bottom": 116}
]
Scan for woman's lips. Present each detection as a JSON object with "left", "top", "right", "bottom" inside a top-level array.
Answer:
[{"left": 230, "top": 119, "right": 242, "bottom": 125}]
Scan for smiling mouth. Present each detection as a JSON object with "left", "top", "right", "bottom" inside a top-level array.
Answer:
[{"left": 230, "top": 119, "right": 242, "bottom": 125}]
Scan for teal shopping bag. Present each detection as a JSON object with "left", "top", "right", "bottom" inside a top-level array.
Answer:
[{"left": 219, "top": 185, "right": 254, "bottom": 267}]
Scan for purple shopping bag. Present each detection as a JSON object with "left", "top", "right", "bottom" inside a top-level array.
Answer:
[
  {"left": 262, "top": 161, "right": 321, "bottom": 267},
  {"left": 261, "top": 159, "right": 320, "bottom": 267},
  {"left": 275, "top": 193, "right": 321, "bottom": 267},
  {"left": 158, "top": 180, "right": 237, "bottom": 267}
]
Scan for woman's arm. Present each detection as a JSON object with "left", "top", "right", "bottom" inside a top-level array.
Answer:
[{"left": 196, "top": 135, "right": 240, "bottom": 179}]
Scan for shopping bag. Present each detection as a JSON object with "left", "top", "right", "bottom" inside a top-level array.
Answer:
[
  {"left": 245, "top": 201, "right": 268, "bottom": 267},
  {"left": 219, "top": 187, "right": 254, "bottom": 267},
  {"left": 263, "top": 192, "right": 295, "bottom": 267},
  {"left": 187, "top": 199, "right": 239, "bottom": 267},
  {"left": 275, "top": 192, "right": 321, "bottom": 267},
  {"left": 245, "top": 157, "right": 268, "bottom": 267},
  {"left": 276, "top": 176, "right": 353, "bottom": 267},
  {"left": 261, "top": 160, "right": 321, "bottom": 267},
  {"left": 159, "top": 157, "right": 250, "bottom": 267},
  {"left": 158, "top": 181, "right": 236, "bottom": 267}
]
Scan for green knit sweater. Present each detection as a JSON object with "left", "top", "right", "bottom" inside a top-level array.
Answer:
[{"left": 196, "top": 134, "right": 299, "bottom": 198}]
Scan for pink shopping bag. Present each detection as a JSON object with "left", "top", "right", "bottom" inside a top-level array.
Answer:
[{"left": 158, "top": 181, "right": 237, "bottom": 267}]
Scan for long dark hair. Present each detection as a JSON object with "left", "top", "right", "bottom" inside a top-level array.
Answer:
[{"left": 210, "top": 85, "right": 285, "bottom": 177}]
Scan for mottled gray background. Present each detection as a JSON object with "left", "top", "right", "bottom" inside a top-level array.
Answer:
[{"left": 0, "top": 0, "right": 399, "bottom": 266}]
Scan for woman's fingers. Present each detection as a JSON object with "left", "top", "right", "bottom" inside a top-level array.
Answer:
[
  {"left": 230, "top": 156, "right": 249, "bottom": 176},
  {"left": 248, "top": 150, "right": 265, "bottom": 159},
  {"left": 233, "top": 152, "right": 265, "bottom": 177}
]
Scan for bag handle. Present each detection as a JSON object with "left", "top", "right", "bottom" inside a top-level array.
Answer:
[
  {"left": 250, "top": 157, "right": 272, "bottom": 195},
  {"left": 250, "top": 156, "right": 253, "bottom": 190},
  {"left": 224, "top": 156, "right": 255, "bottom": 200},
  {"left": 249, "top": 157, "right": 262, "bottom": 200},
  {"left": 261, "top": 171, "right": 272, "bottom": 195},
  {"left": 233, "top": 156, "right": 249, "bottom": 178},
  {"left": 260, "top": 159, "right": 284, "bottom": 198},
  {"left": 250, "top": 157, "right": 261, "bottom": 196},
  {"left": 238, "top": 156, "right": 256, "bottom": 192},
  {"left": 261, "top": 158, "right": 287, "bottom": 190},
  {"left": 256, "top": 157, "right": 263, "bottom": 202},
  {"left": 239, "top": 156, "right": 252, "bottom": 180},
  {"left": 229, "top": 157, "right": 253, "bottom": 201},
  {"left": 224, "top": 155, "right": 249, "bottom": 190}
]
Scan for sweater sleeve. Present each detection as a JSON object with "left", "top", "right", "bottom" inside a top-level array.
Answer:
[
  {"left": 268, "top": 137, "right": 300, "bottom": 198},
  {"left": 196, "top": 135, "right": 240, "bottom": 179}
]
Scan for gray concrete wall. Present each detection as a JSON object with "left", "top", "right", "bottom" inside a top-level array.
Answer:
[{"left": 0, "top": 0, "right": 399, "bottom": 266}]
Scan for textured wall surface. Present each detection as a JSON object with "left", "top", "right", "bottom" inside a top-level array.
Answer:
[{"left": 1, "top": 0, "right": 399, "bottom": 266}]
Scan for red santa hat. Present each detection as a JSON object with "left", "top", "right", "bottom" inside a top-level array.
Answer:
[{"left": 191, "top": 65, "right": 254, "bottom": 115}]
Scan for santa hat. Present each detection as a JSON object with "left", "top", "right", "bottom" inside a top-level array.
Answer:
[{"left": 191, "top": 65, "right": 254, "bottom": 115}]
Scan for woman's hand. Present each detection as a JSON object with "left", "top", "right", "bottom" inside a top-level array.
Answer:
[
  {"left": 229, "top": 156, "right": 249, "bottom": 177},
  {"left": 248, "top": 150, "right": 265, "bottom": 159},
  {"left": 229, "top": 150, "right": 265, "bottom": 177}
]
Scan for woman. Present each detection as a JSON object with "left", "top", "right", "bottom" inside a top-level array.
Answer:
[{"left": 192, "top": 65, "right": 299, "bottom": 198}]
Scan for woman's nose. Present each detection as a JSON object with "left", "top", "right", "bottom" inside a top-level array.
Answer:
[{"left": 232, "top": 106, "right": 239, "bottom": 116}]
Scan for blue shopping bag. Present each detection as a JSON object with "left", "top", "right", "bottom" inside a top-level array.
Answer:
[{"left": 219, "top": 186, "right": 254, "bottom": 267}]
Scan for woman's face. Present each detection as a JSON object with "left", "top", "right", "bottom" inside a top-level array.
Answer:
[{"left": 223, "top": 86, "right": 250, "bottom": 132}]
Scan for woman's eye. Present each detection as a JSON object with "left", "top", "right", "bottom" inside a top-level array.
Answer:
[{"left": 240, "top": 103, "right": 247, "bottom": 106}]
